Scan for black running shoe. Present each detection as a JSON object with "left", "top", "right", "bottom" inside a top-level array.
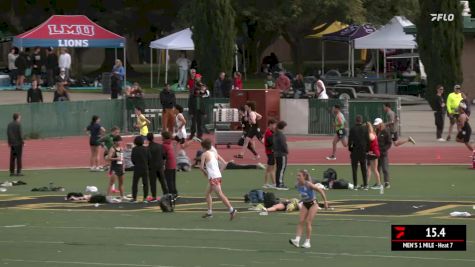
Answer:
[{"left": 202, "top": 213, "right": 213, "bottom": 219}]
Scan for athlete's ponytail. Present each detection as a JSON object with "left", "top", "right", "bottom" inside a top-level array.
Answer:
[{"left": 90, "top": 115, "right": 99, "bottom": 126}]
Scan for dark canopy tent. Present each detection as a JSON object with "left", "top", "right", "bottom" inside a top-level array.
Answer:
[
  {"left": 13, "top": 15, "right": 127, "bottom": 82},
  {"left": 321, "top": 24, "right": 376, "bottom": 77}
]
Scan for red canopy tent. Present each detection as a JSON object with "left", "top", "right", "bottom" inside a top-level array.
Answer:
[{"left": 13, "top": 15, "right": 127, "bottom": 82}]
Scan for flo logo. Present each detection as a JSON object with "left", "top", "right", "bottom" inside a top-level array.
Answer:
[{"left": 430, "top": 13, "right": 455, "bottom": 21}]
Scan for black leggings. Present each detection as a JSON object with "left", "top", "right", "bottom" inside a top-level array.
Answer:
[
  {"left": 351, "top": 154, "right": 368, "bottom": 187},
  {"left": 10, "top": 145, "right": 23, "bottom": 174},
  {"left": 226, "top": 162, "right": 258, "bottom": 169},
  {"left": 149, "top": 168, "right": 169, "bottom": 198},
  {"left": 165, "top": 169, "right": 177, "bottom": 195},
  {"left": 132, "top": 170, "right": 149, "bottom": 200}
]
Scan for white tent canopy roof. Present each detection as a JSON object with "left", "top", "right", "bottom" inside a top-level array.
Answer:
[
  {"left": 150, "top": 28, "right": 194, "bottom": 50},
  {"left": 354, "top": 16, "right": 416, "bottom": 49}
]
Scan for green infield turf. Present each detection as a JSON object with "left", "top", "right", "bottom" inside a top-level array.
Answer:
[{"left": 0, "top": 165, "right": 473, "bottom": 267}]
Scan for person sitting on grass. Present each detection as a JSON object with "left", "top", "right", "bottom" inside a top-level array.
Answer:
[
  {"left": 194, "top": 149, "right": 265, "bottom": 170},
  {"left": 253, "top": 198, "right": 301, "bottom": 216},
  {"left": 177, "top": 150, "right": 191, "bottom": 172}
]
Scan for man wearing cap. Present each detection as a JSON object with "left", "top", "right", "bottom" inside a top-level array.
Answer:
[
  {"left": 373, "top": 118, "right": 392, "bottom": 189},
  {"left": 446, "top": 84, "right": 464, "bottom": 141},
  {"left": 188, "top": 73, "right": 209, "bottom": 139},
  {"left": 46, "top": 47, "right": 58, "bottom": 89}
]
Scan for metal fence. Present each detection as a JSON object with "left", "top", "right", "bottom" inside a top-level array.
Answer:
[
  {"left": 0, "top": 99, "right": 124, "bottom": 139},
  {"left": 308, "top": 98, "right": 400, "bottom": 135}
]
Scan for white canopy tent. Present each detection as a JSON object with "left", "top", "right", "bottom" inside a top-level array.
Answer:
[
  {"left": 149, "top": 28, "right": 194, "bottom": 87},
  {"left": 354, "top": 16, "right": 416, "bottom": 76}
]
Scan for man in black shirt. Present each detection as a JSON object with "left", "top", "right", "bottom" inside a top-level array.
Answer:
[
  {"left": 160, "top": 84, "right": 176, "bottom": 133},
  {"left": 27, "top": 80, "right": 43, "bottom": 103},
  {"left": 46, "top": 47, "right": 58, "bottom": 88},
  {"left": 7, "top": 113, "right": 24, "bottom": 176},
  {"left": 147, "top": 133, "right": 169, "bottom": 201},
  {"left": 434, "top": 85, "right": 446, "bottom": 141},
  {"left": 348, "top": 115, "right": 369, "bottom": 189}
]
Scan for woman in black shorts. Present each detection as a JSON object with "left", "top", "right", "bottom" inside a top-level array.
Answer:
[
  {"left": 86, "top": 115, "right": 105, "bottom": 171},
  {"left": 456, "top": 103, "right": 473, "bottom": 152},
  {"left": 107, "top": 135, "right": 125, "bottom": 199},
  {"left": 235, "top": 101, "right": 262, "bottom": 159}
]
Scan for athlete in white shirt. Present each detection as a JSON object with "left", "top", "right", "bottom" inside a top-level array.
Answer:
[{"left": 199, "top": 138, "right": 237, "bottom": 220}]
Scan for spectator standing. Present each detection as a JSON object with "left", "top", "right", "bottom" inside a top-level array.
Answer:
[
  {"left": 264, "top": 73, "right": 276, "bottom": 89},
  {"left": 112, "top": 59, "right": 125, "bottom": 87},
  {"left": 31, "top": 47, "right": 42, "bottom": 85},
  {"left": 434, "top": 85, "right": 446, "bottom": 141},
  {"left": 446, "top": 85, "right": 464, "bottom": 141},
  {"left": 8, "top": 47, "right": 19, "bottom": 86},
  {"left": 58, "top": 48, "right": 71, "bottom": 80},
  {"left": 366, "top": 122, "right": 382, "bottom": 190},
  {"left": 176, "top": 53, "right": 191, "bottom": 90},
  {"left": 14, "top": 51, "right": 28, "bottom": 91},
  {"left": 46, "top": 47, "right": 58, "bottom": 88},
  {"left": 188, "top": 74, "right": 209, "bottom": 140},
  {"left": 373, "top": 118, "right": 392, "bottom": 189},
  {"left": 275, "top": 71, "right": 291, "bottom": 93},
  {"left": 292, "top": 74, "right": 305, "bottom": 99},
  {"left": 147, "top": 133, "right": 169, "bottom": 202},
  {"left": 53, "top": 82, "right": 70, "bottom": 102},
  {"left": 110, "top": 73, "right": 121, "bottom": 99},
  {"left": 383, "top": 103, "right": 415, "bottom": 146},
  {"left": 27, "top": 80, "right": 43, "bottom": 103},
  {"left": 214, "top": 72, "right": 226, "bottom": 98},
  {"left": 233, "top": 72, "right": 243, "bottom": 90},
  {"left": 7, "top": 113, "right": 24, "bottom": 176},
  {"left": 315, "top": 78, "right": 329, "bottom": 100},
  {"left": 131, "top": 136, "right": 150, "bottom": 203},
  {"left": 263, "top": 118, "right": 277, "bottom": 188},
  {"left": 160, "top": 84, "right": 176, "bottom": 133},
  {"left": 348, "top": 115, "right": 370, "bottom": 190},
  {"left": 162, "top": 131, "right": 178, "bottom": 199},
  {"left": 86, "top": 115, "right": 105, "bottom": 171},
  {"left": 274, "top": 121, "right": 289, "bottom": 190},
  {"left": 186, "top": 69, "right": 197, "bottom": 92}
]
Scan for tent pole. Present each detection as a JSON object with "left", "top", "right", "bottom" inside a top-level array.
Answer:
[
  {"left": 321, "top": 41, "right": 325, "bottom": 75},
  {"left": 165, "top": 49, "right": 169, "bottom": 84},
  {"left": 383, "top": 49, "right": 386, "bottom": 76},
  {"left": 347, "top": 42, "right": 350, "bottom": 77},
  {"left": 150, "top": 48, "right": 153, "bottom": 89},
  {"left": 243, "top": 45, "right": 247, "bottom": 81},
  {"left": 410, "top": 49, "right": 414, "bottom": 70},
  {"left": 351, "top": 41, "right": 355, "bottom": 77},
  {"left": 122, "top": 43, "right": 128, "bottom": 134},
  {"left": 115, "top": 48, "right": 117, "bottom": 60},
  {"left": 158, "top": 50, "right": 161, "bottom": 86},
  {"left": 376, "top": 49, "right": 379, "bottom": 78}
]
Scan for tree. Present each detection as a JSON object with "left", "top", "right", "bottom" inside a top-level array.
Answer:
[
  {"left": 415, "top": 0, "right": 463, "bottom": 109},
  {"left": 189, "top": 0, "right": 236, "bottom": 87}
]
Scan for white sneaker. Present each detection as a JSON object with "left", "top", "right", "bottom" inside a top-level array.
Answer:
[
  {"left": 301, "top": 241, "right": 311, "bottom": 249},
  {"left": 259, "top": 211, "right": 268, "bottom": 216},
  {"left": 326, "top": 155, "right": 336, "bottom": 160},
  {"left": 192, "top": 137, "right": 202, "bottom": 143},
  {"left": 289, "top": 238, "right": 300, "bottom": 248},
  {"left": 371, "top": 185, "right": 383, "bottom": 190},
  {"left": 262, "top": 184, "right": 270, "bottom": 189},
  {"left": 257, "top": 163, "right": 266, "bottom": 170},
  {"left": 437, "top": 138, "right": 446, "bottom": 142},
  {"left": 408, "top": 136, "right": 416, "bottom": 145}
]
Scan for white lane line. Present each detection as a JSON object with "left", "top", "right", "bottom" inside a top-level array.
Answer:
[
  {"left": 115, "top": 226, "right": 263, "bottom": 234},
  {"left": 219, "top": 264, "right": 246, "bottom": 267},
  {"left": 1, "top": 224, "right": 27, "bottom": 228},
  {"left": 302, "top": 251, "right": 475, "bottom": 262},
  {"left": 1, "top": 259, "right": 178, "bottom": 267},
  {"left": 126, "top": 243, "right": 255, "bottom": 252},
  {"left": 0, "top": 240, "right": 64, "bottom": 244}
]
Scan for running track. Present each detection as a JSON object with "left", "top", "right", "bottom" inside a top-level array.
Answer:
[{"left": 0, "top": 135, "right": 472, "bottom": 170}]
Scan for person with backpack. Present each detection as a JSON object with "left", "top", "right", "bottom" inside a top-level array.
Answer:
[
  {"left": 131, "top": 136, "right": 150, "bottom": 203},
  {"left": 274, "top": 121, "right": 289, "bottom": 190},
  {"left": 200, "top": 139, "right": 237, "bottom": 220},
  {"left": 289, "top": 170, "right": 329, "bottom": 249}
]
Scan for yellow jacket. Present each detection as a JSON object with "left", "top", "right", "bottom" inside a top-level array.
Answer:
[{"left": 446, "top": 92, "right": 463, "bottom": 115}]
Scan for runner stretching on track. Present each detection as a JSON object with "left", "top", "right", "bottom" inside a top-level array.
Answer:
[{"left": 326, "top": 104, "right": 348, "bottom": 160}]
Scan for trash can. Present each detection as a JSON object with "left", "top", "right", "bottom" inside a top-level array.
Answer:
[{"left": 101, "top": 72, "right": 111, "bottom": 94}]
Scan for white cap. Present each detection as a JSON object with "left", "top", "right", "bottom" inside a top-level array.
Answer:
[
  {"left": 85, "top": 186, "right": 98, "bottom": 193},
  {"left": 373, "top": 118, "right": 383, "bottom": 126}
]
